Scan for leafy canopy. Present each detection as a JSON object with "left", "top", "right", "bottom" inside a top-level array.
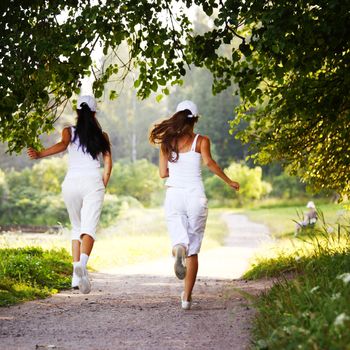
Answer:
[
  {"left": 1, "top": 0, "right": 350, "bottom": 195},
  {"left": 223, "top": 0, "right": 350, "bottom": 197},
  {"left": 1, "top": 0, "right": 192, "bottom": 152}
]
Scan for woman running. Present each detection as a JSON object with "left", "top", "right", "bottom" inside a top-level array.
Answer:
[
  {"left": 150, "top": 100, "right": 239, "bottom": 310},
  {"left": 28, "top": 95, "right": 112, "bottom": 294}
]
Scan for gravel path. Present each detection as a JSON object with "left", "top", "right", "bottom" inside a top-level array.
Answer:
[{"left": 0, "top": 214, "right": 273, "bottom": 350}]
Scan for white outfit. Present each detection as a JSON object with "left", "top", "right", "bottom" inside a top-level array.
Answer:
[
  {"left": 164, "top": 134, "right": 208, "bottom": 256},
  {"left": 62, "top": 127, "right": 105, "bottom": 241}
]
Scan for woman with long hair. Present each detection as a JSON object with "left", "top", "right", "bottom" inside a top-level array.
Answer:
[
  {"left": 28, "top": 95, "right": 112, "bottom": 294},
  {"left": 150, "top": 100, "right": 239, "bottom": 310}
]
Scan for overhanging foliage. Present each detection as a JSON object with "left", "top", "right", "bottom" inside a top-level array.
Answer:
[{"left": 1, "top": 0, "right": 349, "bottom": 195}]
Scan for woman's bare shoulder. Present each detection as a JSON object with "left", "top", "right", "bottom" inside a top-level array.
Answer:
[
  {"left": 62, "top": 126, "right": 72, "bottom": 135},
  {"left": 199, "top": 135, "right": 210, "bottom": 144}
]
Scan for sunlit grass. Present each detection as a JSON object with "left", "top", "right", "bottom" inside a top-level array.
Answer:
[
  {"left": 244, "top": 202, "right": 349, "bottom": 237},
  {"left": 0, "top": 247, "right": 71, "bottom": 306},
  {"left": 243, "top": 204, "right": 350, "bottom": 349},
  {"left": 244, "top": 229, "right": 350, "bottom": 280},
  {"left": 249, "top": 234, "right": 350, "bottom": 349},
  {"left": 0, "top": 207, "right": 230, "bottom": 271},
  {"left": 90, "top": 207, "right": 229, "bottom": 270}
]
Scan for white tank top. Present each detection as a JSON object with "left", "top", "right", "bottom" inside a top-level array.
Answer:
[
  {"left": 66, "top": 126, "right": 101, "bottom": 178},
  {"left": 165, "top": 134, "right": 203, "bottom": 188}
]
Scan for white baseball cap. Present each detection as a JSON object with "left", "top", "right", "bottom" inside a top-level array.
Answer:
[
  {"left": 176, "top": 100, "right": 199, "bottom": 118},
  {"left": 77, "top": 95, "right": 97, "bottom": 112},
  {"left": 306, "top": 201, "right": 316, "bottom": 209}
]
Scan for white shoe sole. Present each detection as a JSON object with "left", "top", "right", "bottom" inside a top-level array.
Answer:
[
  {"left": 174, "top": 245, "right": 187, "bottom": 280},
  {"left": 74, "top": 265, "right": 91, "bottom": 294}
]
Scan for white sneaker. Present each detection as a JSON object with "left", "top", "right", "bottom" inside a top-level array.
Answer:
[
  {"left": 74, "top": 263, "right": 91, "bottom": 294},
  {"left": 71, "top": 272, "right": 80, "bottom": 289},
  {"left": 173, "top": 245, "right": 187, "bottom": 280},
  {"left": 181, "top": 292, "right": 192, "bottom": 310}
]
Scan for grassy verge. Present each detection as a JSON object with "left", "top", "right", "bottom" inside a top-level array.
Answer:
[
  {"left": 244, "top": 202, "right": 348, "bottom": 238},
  {"left": 244, "top": 212, "right": 350, "bottom": 349},
  {"left": 0, "top": 247, "right": 71, "bottom": 306}
]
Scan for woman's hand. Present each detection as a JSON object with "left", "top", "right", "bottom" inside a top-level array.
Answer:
[
  {"left": 102, "top": 174, "right": 109, "bottom": 188},
  {"left": 201, "top": 136, "right": 240, "bottom": 191},
  {"left": 228, "top": 180, "right": 240, "bottom": 191},
  {"left": 27, "top": 148, "right": 40, "bottom": 159},
  {"left": 27, "top": 128, "right": 71, "bottom": 160}
]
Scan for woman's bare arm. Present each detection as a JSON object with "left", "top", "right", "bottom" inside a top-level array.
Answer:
[
  {"left": 159, "top": 148, "right": 169, "bottom": 178},
  {"left": 200, "top": 136, "right": 239, "bottom": 190},
  {"left": 27, "top": 127, "right": 71, "bottom": 159},
  {"left": 102, "top": 132, "right": 113, "bottom": 187}
]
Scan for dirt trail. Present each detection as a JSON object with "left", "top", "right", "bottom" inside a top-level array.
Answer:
[{"left": 0, "top": 214, "right": 273, "bottom": 350}]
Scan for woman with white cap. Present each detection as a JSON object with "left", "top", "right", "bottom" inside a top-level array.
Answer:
[
  {"left": 28, "top": 95, "right": 112, "bottom": 294},
  {"left": 150, "top": 100, "right": 239, "bottom": 310},
  {"left": 295, "top": 201, "right": 318, "bottom": 235}
]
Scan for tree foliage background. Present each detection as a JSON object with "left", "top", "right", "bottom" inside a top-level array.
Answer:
[{"left": 1, "top": 0, "right": 349, "bottom": 195}]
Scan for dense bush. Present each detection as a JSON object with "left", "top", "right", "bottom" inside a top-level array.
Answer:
[
  {"left": 270, "top": 173, "right": 306, "bottom": 199},
  {"left": 0, "top": 169, "right": 5, "bottom": 200},
  {"left": 1, "top": 174, "right": 68, "bottom": 225},
  {"left": 1, "top": 158, "right": 68, "bottom": 225},
  {"left": 0, "top": 157, "right": 143, "bottom": 227},
  {"left": 108, "top": 159, "right": 163, "bottom": 206},
  {"left": 0, "top": 247, "right": 72, "bottom": 306},
  {"left": 205, "top": 162, "right": 272, "bottom": 205},
  {"left": 30, "top": 157, "right": 67, "bottom": 193},
  {"left": 99, "top": 194, "right": 142, "bottom": 227}
]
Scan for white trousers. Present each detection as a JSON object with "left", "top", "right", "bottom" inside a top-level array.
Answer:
[
  {"left": 164, "top": 186, "right": 208, "bottom": 256},
  {"left": 62, "top": 175, "right": 105, "bottom": 241}
]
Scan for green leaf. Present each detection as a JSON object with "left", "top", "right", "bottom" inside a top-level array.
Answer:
[{"left": 109, "top": 90, "right": 118, "bottom": 100}]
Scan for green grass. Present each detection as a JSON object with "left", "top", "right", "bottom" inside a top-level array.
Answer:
[
  {"left": 244, "top": 202, "right": 349, "bottom": 237},
  {"left": 250, "top": 248, "right": 350, "bottom": 349},
  {"left": 243, "top": 206, "right": 350, "bottom": 350},
  {"left": 0, "top": 247, "right": 72, "bottom": 306}
]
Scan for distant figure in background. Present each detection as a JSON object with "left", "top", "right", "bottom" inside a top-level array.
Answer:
[
  {"left": 28, "top": 95, "right": 112, "bottom": 294},
  {"left": 295, "top": 201, "right": 318, "bottom": 235},
  {"left": 150, "top": 100, "right": 239, "bottom": 310}
]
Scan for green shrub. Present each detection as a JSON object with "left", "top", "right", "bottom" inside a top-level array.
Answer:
[
  {"left": 0, "top": 186, "right": 68, "bottom": 225},
  {"left": 108, "top": 159, "right": 163, "bottom": 206},
  {"left": 39, "top": 194, "right": 68, "bottom": 225},
  {"left": 205, "top": 162, "right": 272, "bottom": 205},
  {"left": 0, "top": 169, "right": 5, "bottom": 201},
  {"left": 0, "top": 157, "right": 139, "bottom": 227},
  {"left": 270, "top": 173, "right": 306, "bottom": 199},
  {"left": 1, "top": 162, "right": 69, "bottom": 225},
  {"left": 0, "top": 247, "right": 71, "bottom": 306},
  {"left": 30, "top": 157, "right": 67, "bottom": 194},
  {"left": 99, "top": 194, "right": 142, "bottom": 227}
]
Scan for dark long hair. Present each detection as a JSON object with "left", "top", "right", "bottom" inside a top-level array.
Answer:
[
  {"left": 73, "top": 103, "right": 110, "bottom": 159},
  {"left": 149, "top": 109, "right": 199, "bottom": 162}
]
